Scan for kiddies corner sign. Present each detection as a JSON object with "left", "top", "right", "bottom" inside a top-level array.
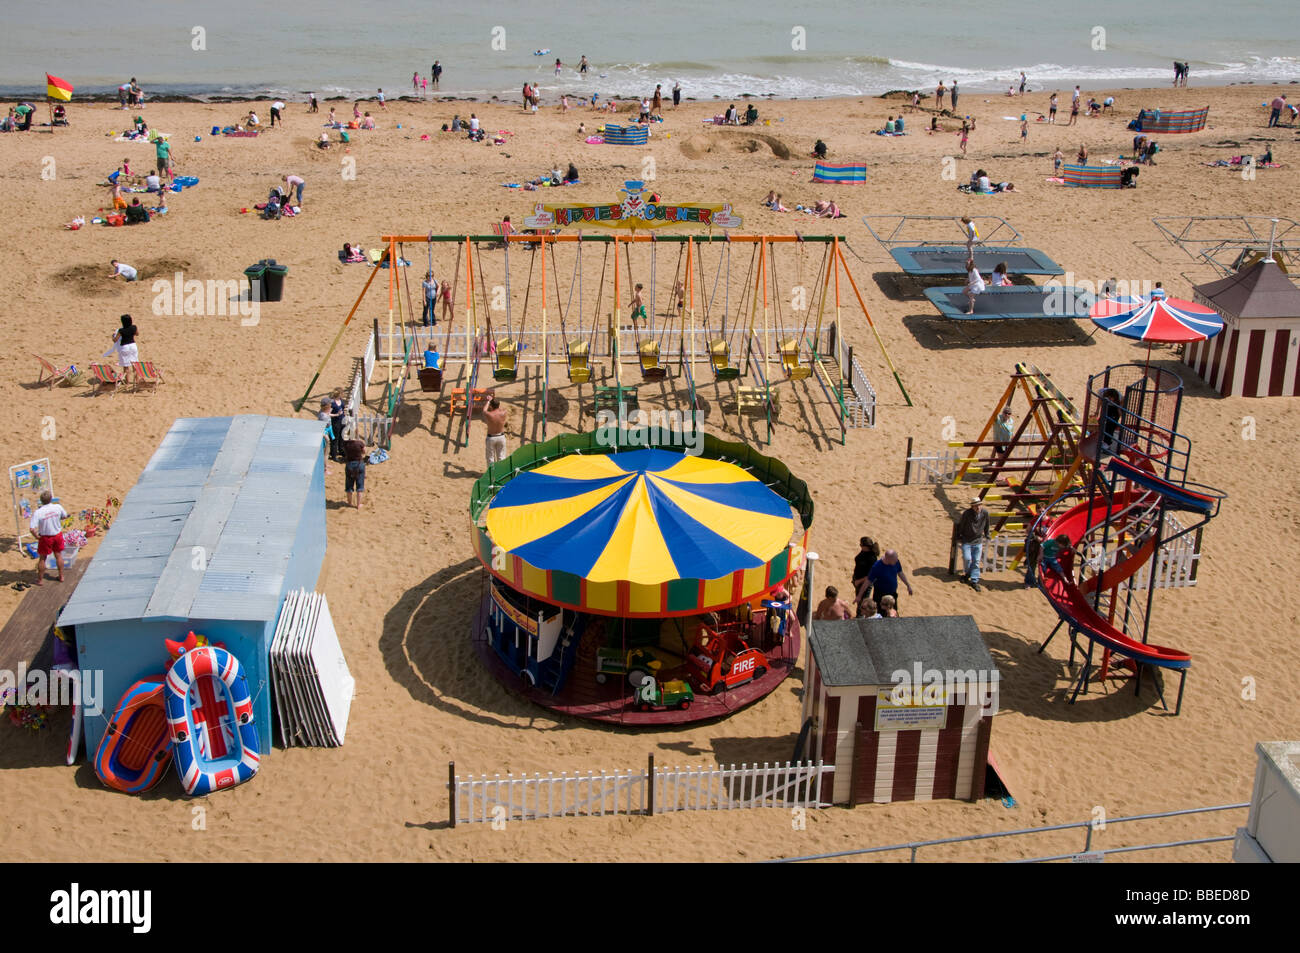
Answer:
[{"left": 523, "top": 180, "right": 742, "bottom": 231}]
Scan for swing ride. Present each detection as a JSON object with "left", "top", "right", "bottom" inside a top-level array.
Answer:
[{"left": 296, "top": 227, "right": 908, "bottom": 451}]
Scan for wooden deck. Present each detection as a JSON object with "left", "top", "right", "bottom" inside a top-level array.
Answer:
[
  {"left": 472, "top": 596, "right": 801, "bottom": 727},
  {"left": 0, "top": 559, "right": 89, "bottom": 675}
]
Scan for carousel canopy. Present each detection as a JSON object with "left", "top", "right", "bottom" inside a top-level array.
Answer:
[{"left": 484, "top": 449, "right": 794, "bottom": 586}]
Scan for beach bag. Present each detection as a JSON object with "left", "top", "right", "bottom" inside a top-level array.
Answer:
[{"left": 106, "top": 213, "right": 125, "bottom": 227}]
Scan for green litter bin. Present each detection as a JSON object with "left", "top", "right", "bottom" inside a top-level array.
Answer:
[
  {"left": 244, "top": 261, "right": 267, "bottom": 302},
  {"left": 262, "top": 259, "right": 289, "bottom": 302}
]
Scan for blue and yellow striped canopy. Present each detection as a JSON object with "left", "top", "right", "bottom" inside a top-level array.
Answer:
[{"left": 484, "top": 449, "right": 794, "bottom": 586}]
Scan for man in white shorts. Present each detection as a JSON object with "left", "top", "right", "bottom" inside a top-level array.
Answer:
[{"left": 483, "top": 398, "right": 508, "bottom": 467}]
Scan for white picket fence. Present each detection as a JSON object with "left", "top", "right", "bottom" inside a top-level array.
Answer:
[
  {"left": 838, "top": 335, "right": 876, "bottom": 429},
  {"left": 450, "top": 759, "right": 832, "bottom": 826},
  {"left": 906, "top": 446, "right": 963, "bottom": 485}
]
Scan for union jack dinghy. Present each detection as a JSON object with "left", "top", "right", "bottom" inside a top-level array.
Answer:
[{"left": 164, "top": 645, "right": 261, "bottom": 796}]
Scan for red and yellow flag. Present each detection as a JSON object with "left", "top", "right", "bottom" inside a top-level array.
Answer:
[{"left": 46, "top": 73, "right": 74, "bottom": 102}]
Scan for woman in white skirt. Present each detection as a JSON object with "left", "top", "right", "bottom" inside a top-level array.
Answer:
[{"left": 113, "top": 314, "right": 139, "bottom": 377}]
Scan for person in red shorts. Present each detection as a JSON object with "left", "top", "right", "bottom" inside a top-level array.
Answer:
[{"left": 30, "top": 489, "right": 68, "bottom": 586}]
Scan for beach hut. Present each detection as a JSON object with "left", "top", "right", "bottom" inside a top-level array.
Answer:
[
  {"left": 801, "top": 615, "right": 998, "bottom": 804},
  {"left": 1187, "top": 258, "right": 1300, "bottom": 396},
  {"left": 58, "top": 416, "right": 326, "bottom": 759}
]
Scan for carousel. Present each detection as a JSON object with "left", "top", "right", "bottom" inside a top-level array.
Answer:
[{"left": 468, "top": 430, "right": 813, "bottom": 725}]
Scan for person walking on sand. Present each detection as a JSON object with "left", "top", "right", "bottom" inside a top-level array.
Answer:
[
  {"left": 959, "top": 119, "right": 970, "bottom": 155},
  {"left": 484, "top": 398, "right": 509, "bottom": 468},
  {"left": 377, "top": 88, "right": 387, "bottom": 110},
  {"left": 342, "top": 424, "right": 367, "bottom": 509},
  {"left": 1048, "top": 92, "right": 1058, "bottom": 123},
  {"left": 672, "top": 81, "right": 681, "bottom": 108},
  {"left": 1268, "top": 95, "right": 1287, "bottom": 128},
  {"left": 866, "top": 549, "right": 914, "bottom": 612},
  {"left": 30, "top": 490, "right": 68, "bottom": 586},
  {"left": 1020, "top": 114, "right": 1028, "bottom": 143},
  {"left": 952, "top": 496, "right": 990, "bottom": 591},
  {"left": 1019, "top": 71, "right": 1026, "bottom": 95},
  {"left": 950, "top": 80, "right": 958, "bottom": 111}
]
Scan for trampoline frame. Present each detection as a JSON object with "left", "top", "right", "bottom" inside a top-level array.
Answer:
[
  {"left": 863, "top": 215, "right": 1023, "bottom": 249},
  {"left": 923, "top": 285, "right": 1091, "bottom": 320},
  {"left": 1152, "top": 216, "right": 1300, "bottom": 281}
]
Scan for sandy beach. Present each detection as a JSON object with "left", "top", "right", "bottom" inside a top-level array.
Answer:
[{"left": 1, "top": 81, "right": 1298, "bottom": 862}]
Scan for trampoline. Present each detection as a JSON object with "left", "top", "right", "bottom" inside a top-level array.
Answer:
[
  {"left": 924, "top": 285, "right": 1090, "bottom": 320},
  {"left": 891, "top": 246, "right": 1064, "bottom": 277}
]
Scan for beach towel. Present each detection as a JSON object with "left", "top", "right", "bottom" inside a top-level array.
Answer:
[
  {"left": 812, "top": 162, "right": 866, "bottom": 184},
  {"left": 224, "top": 130, "right": 260, "bottom": 138}
]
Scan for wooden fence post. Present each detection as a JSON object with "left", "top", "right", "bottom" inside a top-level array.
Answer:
[
  {"left": 448, "top": 761, "right": 457, "bottom": 828},
  {"left": 647, "top": 753, "right": 656, "bottom": 816},
  {"left": 904, "top": 436, "right": 913, "bottom": 485}
]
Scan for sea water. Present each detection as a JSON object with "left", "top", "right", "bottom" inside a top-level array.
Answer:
[{"left": 2, "top": 0, "right": 1297, "bottom": 101}]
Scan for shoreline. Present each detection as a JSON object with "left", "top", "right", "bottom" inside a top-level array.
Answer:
[{"left": 8, "top": 78, "right": 1298, "bottom": 107}]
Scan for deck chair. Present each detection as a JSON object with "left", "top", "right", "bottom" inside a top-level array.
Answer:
[
  {"left": 638, "top": 341, "right": 667, "bottom": 381},
  {"left": 88, "top": 363, "right": 125, "bottom": 395},
  {"left": 567, "top": 340, "right": 592, "bottom": 384},
  {"left": 779, "top": 339, "right": 812, "bottom": 381},
  {"left": 33, "top": 354, "right": 78, "bottom": 388},
  {"left": 131, "top": 361, "right": 164, "bottom": 393},
  {"left": 709, "top": 339, "right": 740, "bottom": 382}
]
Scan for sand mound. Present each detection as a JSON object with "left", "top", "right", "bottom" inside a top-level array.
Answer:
[
  {"left": 53, "top": 257, "right": 196, "bottom": 297},
  {"left": 679, "top": 132, "right": 792, "bottom": 160}
]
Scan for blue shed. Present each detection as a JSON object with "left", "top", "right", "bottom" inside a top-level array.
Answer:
[{"left": 58, "top": 415, "right": 327, "bottom": 759}]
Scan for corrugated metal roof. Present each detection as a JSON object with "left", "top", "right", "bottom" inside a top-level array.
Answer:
[{"left": 58, "top": 415, "right": 324, "bottom": 627}]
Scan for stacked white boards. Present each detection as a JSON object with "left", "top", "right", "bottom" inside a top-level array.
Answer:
[{"left": 270, "top": 589, "right": 355, "bottom": 746}]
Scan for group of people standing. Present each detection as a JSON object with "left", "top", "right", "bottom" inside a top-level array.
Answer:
[{"left": 814, "top": 537, "right": 915, "bottom": 621}]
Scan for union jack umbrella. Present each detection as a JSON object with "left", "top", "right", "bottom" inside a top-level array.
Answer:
[{"left": 1089, "top": 294, "right": 1223, "bottom": 343}]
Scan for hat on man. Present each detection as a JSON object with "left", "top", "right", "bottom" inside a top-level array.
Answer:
[{"left": 970, "top": 496, "right": 982, "bottom": 505}]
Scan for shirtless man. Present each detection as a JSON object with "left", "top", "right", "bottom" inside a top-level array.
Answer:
[
  {"left": 483, "top": 397, "right": 508, "bottom": 467},
  {"left": 629, "top": 283, "right": 647, "bottom": 325},
  {"left": 812, "top": 586, "right": 853, "bottom": 621}
]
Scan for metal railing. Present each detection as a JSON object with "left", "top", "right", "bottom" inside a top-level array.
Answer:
[{"left": 770, "top": 802, "right": 1249, "bottom": 863}]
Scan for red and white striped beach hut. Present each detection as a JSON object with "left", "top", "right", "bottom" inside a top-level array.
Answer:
[
  {"left": 801, "top": 615, "right": 997, "bottom": 804},
  {"left": 1187, "top": 259, "right": 1300, "bottom": 397}
]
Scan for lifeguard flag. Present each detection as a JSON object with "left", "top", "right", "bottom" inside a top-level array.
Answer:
[{"left": 46, "top": 74, "right": 74, "bottom": 102}]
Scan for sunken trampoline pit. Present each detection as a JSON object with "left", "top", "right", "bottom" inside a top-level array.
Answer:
[
  {"left": 890, "top": 246, "right": 1064, "bottom": 277},
  {"left": 924, "top": 285, "right": 1090, "bottom": 320}
]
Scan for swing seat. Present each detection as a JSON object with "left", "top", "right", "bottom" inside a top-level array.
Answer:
[
  {"left": 639, "top": 341, "right": 667, "bottom": 381},
  {"left": 779, "top": 339, "right": 813, "bottom": 381},
  {"left": 418, "top": 367, "right": 444, "bottom": 392},
  {"left": 567, "top": 340, "right": 591, "bottom": 384},
  {"left": 709, "top": 339, "right": 740, "bottom": 381},
  {"left": 493, "top": 338, "right": 518, "bottom": 382}
]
